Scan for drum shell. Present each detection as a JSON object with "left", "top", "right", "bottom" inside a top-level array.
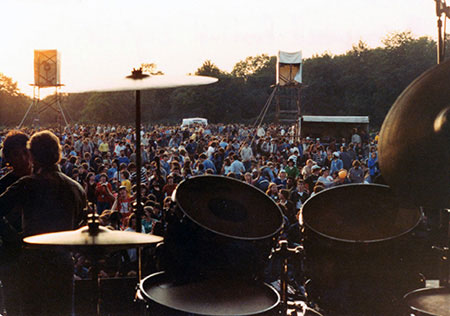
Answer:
[
  {"left": 162, "top": 207, "right": 279, "bottom": 281},
  {"left": 162, "top": 176, "right": 284, "bottom": 281},
  {"left": 301, "top": 184, "right": 424, "bottom": 315}
]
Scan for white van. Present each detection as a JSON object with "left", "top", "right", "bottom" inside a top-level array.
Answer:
[{"left": 181, "top": 118, "right": 208, "bottom": 127}]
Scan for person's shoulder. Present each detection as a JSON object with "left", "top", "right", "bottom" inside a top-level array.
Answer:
[
  {"left": 0, "top": 172, "right": 31, "bottom": 192},
  {"left": 0, "top": 170, "right": 18, "bottom": 188},
  {"left": 59, "top": 171, "right": 85, "bottom": 191}
]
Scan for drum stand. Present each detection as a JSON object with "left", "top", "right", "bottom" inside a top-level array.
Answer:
[
  {"left": 272, "top": 240, "right": 306, "bottom": 316},
  {"left": 405, "top": 209, "right": 450, "bottom": 316},
  {"left": 84, "top": 213, "right": 105, "bottom": 316},
  {"left": 435, "top": 209, "right": 449, "bottom": 287},
  {"left": 85, "top": 211, "right": 146, "bottom": 316},
  {"left": 430, "top": 209, "right": 449, "bottom": 287}
]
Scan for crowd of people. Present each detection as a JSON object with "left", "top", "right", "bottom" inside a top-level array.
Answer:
[{"left": 0, "top": 122, "right": 380, "bottom": 288}]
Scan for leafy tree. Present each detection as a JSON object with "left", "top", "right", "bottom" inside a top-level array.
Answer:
[
  {"left": 141, "top": 63, "right": 164, "bottom": 75},
  {"left": 0, "top": 73, "right": 30, "bottom": 126},
  {"left": 0, "top": 73, "right": 20, "bottom": 96},
  {"left": 231, "top": 54, "right": 273, "bottom": 80},
  {"left": 195, "top": 60, "right": 226, "bottom": 78},
  {"left": 0, "top": 31, "right": 440, "bottom": 128}
]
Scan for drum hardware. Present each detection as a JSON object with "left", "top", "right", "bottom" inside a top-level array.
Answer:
[
  {"left": 24, "top": 208, "right": 163, "bottom": 316},
  {"left": 286, "top": 301, "right": 323, "bottom": 316},
  {"left": 131, "top": 200, "right": 147, "bottom": 281},
  {"left": 432, "top": 245, "right": 449, "bottom": 287},
  {"left": 405, "top": 215, "right": 450, "bottom": 315},
  {"left": 0, "top": 280, "right": 5, "bottom": 316},
  {"left": 271, "top": 240, "right": 304, "bottom": 316},
  {"left": 435, "top": 0, "right": 450, "bottom": 63}
]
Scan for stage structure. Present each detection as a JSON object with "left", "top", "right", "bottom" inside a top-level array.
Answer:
[
  {"left": 275, "top": 50, "right": 303, "bottom": 124},
  {"left": 19, "top": 50, "right": 69, "bottom": 128},
  {"left": 251, "top": 50, "right": 303, "bottom": 145}
]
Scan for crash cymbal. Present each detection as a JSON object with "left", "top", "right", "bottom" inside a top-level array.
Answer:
[
  {"left": 23, "top": 225, "right": 163, "bottom": 250},
  {"left": 379, "top": 59, "right": 450, "bottom": 209},
  {"left": 64, "top": 73, "right": 218, "bottom": 93}
]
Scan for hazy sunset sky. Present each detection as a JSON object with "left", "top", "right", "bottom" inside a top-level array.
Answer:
[{"left": 1, "top": 0, "right": 438, "bottom": 96}]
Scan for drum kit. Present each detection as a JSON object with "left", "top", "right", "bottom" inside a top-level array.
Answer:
[{"left": 14, "top": 33, "right": 450, "bottom": 315}]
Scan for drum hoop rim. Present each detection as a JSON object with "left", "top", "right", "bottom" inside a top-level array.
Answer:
[
  {"left": 301, "top": 183, "right": 423, "bottom": 243},
  {"left": 403, "top": 286, "right": 450, "bottom": 315},
  {"left": 175, "top": 175, "right": 284, "bottom": 240},
  {"left": 139, "top": 271, "right": 281, "bottom": 316}
]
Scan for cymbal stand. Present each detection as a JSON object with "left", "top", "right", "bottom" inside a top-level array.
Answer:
[
  {"left": 132, "top": 201, "right": 145, "bottom": 282},
  {"left": 435, "top": 0, "right": 450, "bottom": 63},
  {"left": 272, "top": 240, "right": 303, "bottom": 316},
  {"left": 127, "top": 68, "right": 147, "bottom": 289},
  {"left": 85, "top": 212, "right": 103, "bottom": 316}
]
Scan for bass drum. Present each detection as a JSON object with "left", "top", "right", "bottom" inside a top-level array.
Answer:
[
  {"left": 301, "top": 184, "right": 424, "bottom": 316},
  {"left": 163, "top": 175, "right": 284, "bottom": 281},
  {"left": 404, "top": 287, "right": 450, "bottom": 316},
  {"left": 138, "top": 271, "right": 280, "bottom": 316}
]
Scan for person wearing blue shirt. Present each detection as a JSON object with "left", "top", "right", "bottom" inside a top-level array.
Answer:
[
  {"left": 107, "top": 160, "right": 118, "bottom": 179},
  {"left": 274, "top": 169, "right": 288, "bottom": 189},
  {"left": 219, "top": 138, "right": 228, "bottom": 149},
  {"left": 117, "top": 150, "right": 130, "bottom": 166},
  {"left": 367, "top": 152, "right": 379, "bottom": 182},
  {"left": 198, "top": 153, "right": 216, "bottom": 173},
  {"left": 160, "top": 154, "right": 171, "bottom": 175},
  {"left": 330, "top": 152, "right": 344, "bottom": 175}
]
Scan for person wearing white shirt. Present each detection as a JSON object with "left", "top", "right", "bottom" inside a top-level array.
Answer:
[
  {"left": 230, "top": 154, "right": 245, "bottom": 177},
  {"left": 239, "top": 142, "right": 254, "bottom": 171},
  {"left": 206, "top": 142, "right": 217, "bottom": 159},
  {"left": 114, "top": 141, "right": 126, "bottom": 156},
  {"left": 317, "top": 167, "right": 334, "bottom": 188}
]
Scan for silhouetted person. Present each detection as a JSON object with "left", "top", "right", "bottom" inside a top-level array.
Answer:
[
  {"left": 0, "top": 130, "right": 31, "bottom": 316},
  {"left": 0, "top": 130, "right": 86, "bottom": 316}
]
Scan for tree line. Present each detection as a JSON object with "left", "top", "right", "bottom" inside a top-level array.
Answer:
[{"left": 0, "top": 31, "right": 441, "bottom": 128}]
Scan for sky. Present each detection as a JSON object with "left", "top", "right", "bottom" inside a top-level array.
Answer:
[{"left": 1, "top": 0, "right": 439, "bottom": 96}]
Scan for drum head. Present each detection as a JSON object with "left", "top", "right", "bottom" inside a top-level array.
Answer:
[
  {"left": 139, "top": 271, "right": 280, "bottom": 316},
  {"left": 301, "top": 184, "right": 422, "bottom": 243},
  {"left": 175, "top": 175, "right": 283, "bottom": 240},
  {"left": 404, "top": 287, "right": 450, "bottom": 316}
]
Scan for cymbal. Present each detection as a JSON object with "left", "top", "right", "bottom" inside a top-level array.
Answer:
[
  {"left": 23, "top": 225, "right": 163, "bottom": 251},
  {"left": 379, "top": 59, "right": 450, "bottom": 209},
  {"left": 64, "top": 74, "right": 218, "bottom": 93}
]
